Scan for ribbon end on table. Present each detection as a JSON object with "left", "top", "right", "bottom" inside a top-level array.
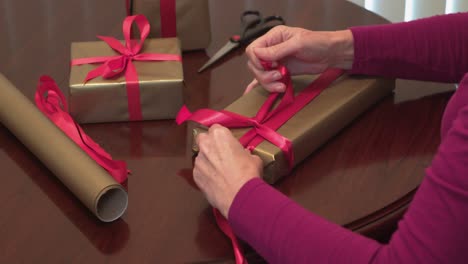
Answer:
[{"left": 175, "top": 105, "right": 192, "bottom": 125}]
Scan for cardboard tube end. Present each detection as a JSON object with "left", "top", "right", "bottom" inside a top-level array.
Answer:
[{"left": 96, "top": 186, "right": 128, "bottom": 222}]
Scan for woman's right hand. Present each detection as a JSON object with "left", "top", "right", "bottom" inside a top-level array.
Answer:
[{"left": 244, "top": 26, "right": 354, "bottom": 93}]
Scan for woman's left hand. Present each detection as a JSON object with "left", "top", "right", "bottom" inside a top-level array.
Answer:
[{"left": 194, "top": 124, "right": 263, "bottom": 218}]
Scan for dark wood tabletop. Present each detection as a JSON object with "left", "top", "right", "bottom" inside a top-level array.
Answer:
[{"left": 0, "top": 0, "right": 456, "bottom": 263}]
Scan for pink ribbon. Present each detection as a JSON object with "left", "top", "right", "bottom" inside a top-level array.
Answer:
[
  {"left": 176, "top": 64, "right": 344, "bottom": 263},
  {"left": 176, "top": 64, "right": 296, "bottom": 167},
  {"left": 159, "top": 0, "right": 177, "bottom": 37},
  {"left": 126, "top": 0, "right": 131, "bottom": 16},
  {"left": 125, "top": 0, "right": 177, "bottom": 37},
  {"left": 35, "top": 76, "right": 129, "bottom": 183},
  {"left": 71, "top": 14, "right": 182, "bottom": 121}
]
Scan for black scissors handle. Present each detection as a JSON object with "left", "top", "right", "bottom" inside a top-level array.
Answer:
[
  {"left": 240, "top": 10, "right": 262, "bottom": 34},
  {"left": 230, "top": 11, "right": 285, "bottom": 45}
]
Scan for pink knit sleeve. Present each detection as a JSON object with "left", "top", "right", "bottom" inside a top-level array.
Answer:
[
  {"left": 228, "top": 12, "right": 468, "bottom": 264},
  {"left": 350, "top": 12, "right": 468, "bottom": 83},
  {"left": 228, "top": 81, "right": 468, "bottom": 262}
]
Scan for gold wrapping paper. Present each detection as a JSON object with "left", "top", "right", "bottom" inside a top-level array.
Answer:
[
  {"left": 192, "top": 74, "right": 395, "bottom": 184},
  {"left": 132, "top": 0, "right": 211, "bottom": 50},
  {"left": 69, "top": 37, "right": 184, "bottom": 124},
  {"left": 0, "top": 74, "right": 128, "bottom": 222}
]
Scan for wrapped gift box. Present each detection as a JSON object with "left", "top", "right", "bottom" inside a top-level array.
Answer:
[
  {"left": 130, "top": 0, "right": 211, "bottom": 50},
  {"left": 69, "top": 37, "right": 184, "bottom": 124},
  {"left": 191, "top": 74, "right": 395, "bottom": 183}
]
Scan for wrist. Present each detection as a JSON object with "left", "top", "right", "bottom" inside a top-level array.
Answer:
[
  {"left": 221, "top": 176, "right": 259, "bottom": 218},
  {"left": 218, "top": 181, "right": 246, "bottom": 218},
  {"left": 328, "top": 29, "right": 354, "bottom": 70}
]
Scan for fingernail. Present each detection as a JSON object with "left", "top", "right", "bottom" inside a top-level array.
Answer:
[{"left": 272, "top": 71, "right": 281, "bottom": 80}]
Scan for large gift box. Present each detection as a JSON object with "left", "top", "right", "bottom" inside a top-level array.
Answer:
[
  {"left": 130, "top": 0, "right": 211, "bottom": 51},
  {"left": 189, "top": 72, "right": 395, "bottom": 184},
  {"left": 69, "top": 15, "right": 184, "bottom": 124}
]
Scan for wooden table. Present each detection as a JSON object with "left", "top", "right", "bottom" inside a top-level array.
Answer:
[{"left": 0, "top": 0, "right": 455, "bottom": 263}]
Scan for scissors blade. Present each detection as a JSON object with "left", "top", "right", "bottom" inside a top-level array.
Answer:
[{"left": 198, "top": 40, "right": 240, "bottom": 73}]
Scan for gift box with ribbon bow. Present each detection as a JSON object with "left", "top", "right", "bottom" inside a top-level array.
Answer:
[
  {"left": 177, "top": 65, "right": 394, "bottom": 264},
  {"left": 128, "top": 0, "right": 211, "bottom": 51},
  {"left": 179, "top": 66, "right": 395, "bottom": 184},
  {"left": 69, "top": 15, "right": 184, "bottom": 124}
]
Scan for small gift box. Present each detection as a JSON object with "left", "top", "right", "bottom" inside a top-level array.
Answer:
[
  {"left": 183, "top": 69, "right": 395, "bottom": 184},
  {"left": 69, "top": 15, "right": 184, "bottom": 124},
  {"left": 129, "top": 0, "right": 211, "bottom": 51}
]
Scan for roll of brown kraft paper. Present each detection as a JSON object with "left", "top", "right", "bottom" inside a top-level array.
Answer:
[{"left": 0, "top": 74, "right": 128, "bottom": 222}]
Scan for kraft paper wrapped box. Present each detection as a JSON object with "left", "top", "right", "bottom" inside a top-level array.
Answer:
[
  {"left": 191, "top": 74, "right": 395, "bottom": 184},
  {"left": 130, "top": 0, "right": 211, "bottom": 50},
  {"left": 69, "top": 37, "right": 184, "bottom": 124}
]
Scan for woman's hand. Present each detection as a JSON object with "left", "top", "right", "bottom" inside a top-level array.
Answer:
[
  {"left": 245, "top": 26, "right": 354, "bottom": 93},
  {"left": 194, "top": 124, "right": 263, "bottom": 218}
]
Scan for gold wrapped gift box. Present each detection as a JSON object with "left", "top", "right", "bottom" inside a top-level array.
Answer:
[
  {"left": 192, "top": 75, "right": 395, "bottom": 184},
  {"left": 131, "top": 0, "right": 211, "bottom": 51},
  {"left": 69, "top": 37, "right": 184, "bottom": 124}
]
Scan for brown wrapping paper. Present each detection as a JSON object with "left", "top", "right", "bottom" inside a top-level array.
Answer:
[
  {"left": 0, "top": 74, "right": 128, "bottom": 222},
  {"left": 132, "top": 0, "right": 211, "bottom": 50},
  {"left": 192, "top": 74, "right": 395, "bottom": 184},
  {"left": 69, "top": 37, "right": 184, "bottom": 124}
]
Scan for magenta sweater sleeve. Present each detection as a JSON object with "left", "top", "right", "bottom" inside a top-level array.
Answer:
[
  {"left": 228, "top": 12, "right": 468, "bottom": 264},
  {"left": 229, "top": 76, "right": 468, "bottom": 263},
  {"left": 350, "top": 12, "right": 468, "bottom": 83}
]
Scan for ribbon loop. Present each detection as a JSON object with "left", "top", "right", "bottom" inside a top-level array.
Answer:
[{"left": 123, "top": 15, "right": 150, "bottom": 55}]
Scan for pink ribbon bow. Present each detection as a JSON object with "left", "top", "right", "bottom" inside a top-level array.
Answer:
[
  {"left": 71, "top": 14, "right": 182, "bottom": 121},
  {"left": 177, "top": 63, "right": 344, "bottom": 264},
  {"left": 35, "top": 76, "right": 129, "bottom": 183},
  {"left": 177, "top": 64, "right": 297, "bottom": 170}
]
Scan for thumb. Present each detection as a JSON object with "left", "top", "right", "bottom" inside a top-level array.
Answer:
[{"left": 254, "top": 40, "right": 297, "bottom": 63}]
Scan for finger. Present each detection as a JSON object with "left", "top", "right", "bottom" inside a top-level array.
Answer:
[
  {"left": 247, "top": 61, "right": 283, "bottom": 84},
  {"left": 258, "top": 25, "right": 293, "bottom": 48},
  {"left": 209, "top": 124, "right": 236, "bottom": 149},
  {"left": 210, "top": 124, "right": 238, "bottom": 142},
  {"left": 254, "top": 38, "right": 299, "bottom": 64},
  {"left": 193, "top": 158, "right": 208, "bottom": 191},
  {"left": 246, "top": 47, "right": 280, "bottom": 73},
  {"left": 208, "top": 124, "right": 229, "bottom": 136},
  {"left": 245, "top": 44, "right": 261, "bottom": 70},
  {"left": 246, "top": 26, "right": 290, "bottom": 69},
  {"left": 247, "top": 62, "right": 285, "bottom": 92},
  {"left": 205, "top": 124, "right": 232, "bottom": 161},
  {"left": 209, "top": 124, "right": 247, "bottom": 159},
  {"left": 244, "top": 79, "right": 258, "bottom": 94},
  {"left": 193, "top": 152, "right": 214, "bottom": 181},
  {"left": 195, "top": 131, "right": 207, "bottom": 146},
  {"left": 196, "top": 132, "right": 210, "bottom": 155}
]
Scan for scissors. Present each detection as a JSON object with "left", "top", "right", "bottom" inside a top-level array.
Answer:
[{"left": 198, "top": 10, "right": 285, "bottom": 73}]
